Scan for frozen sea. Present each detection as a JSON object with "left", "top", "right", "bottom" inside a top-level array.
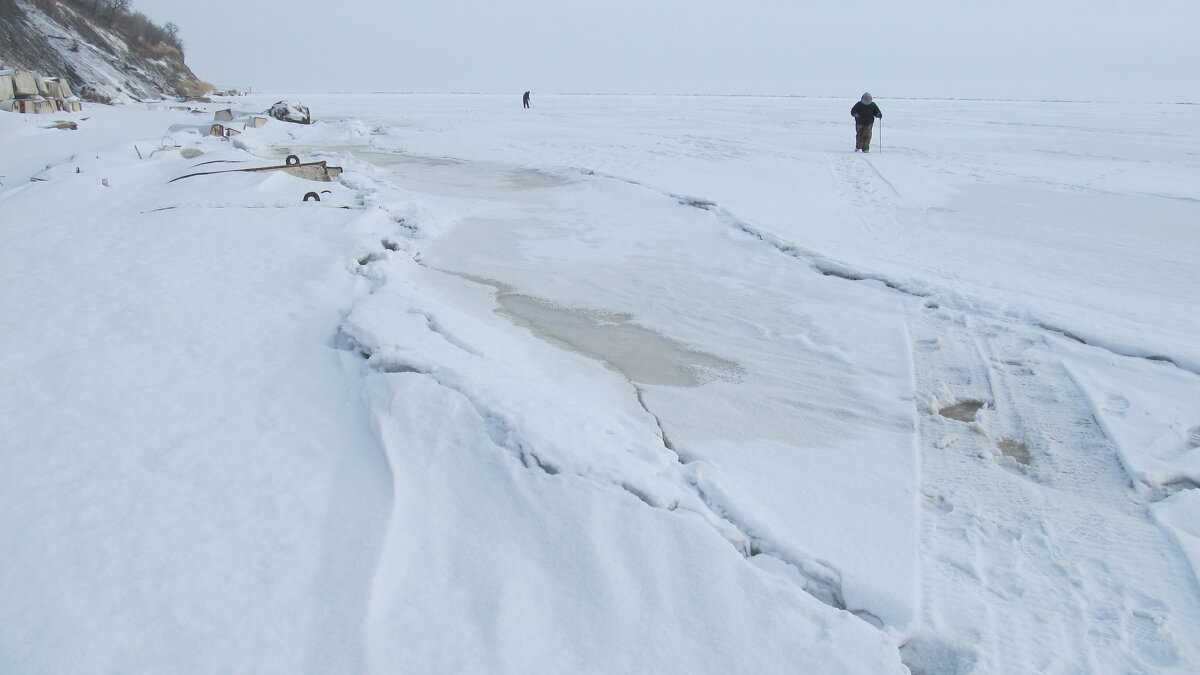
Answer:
[{"left": 2, "top": 94, "right": 1199, "bottom": 673}]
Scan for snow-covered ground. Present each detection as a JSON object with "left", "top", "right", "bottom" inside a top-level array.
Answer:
[{"left": 2, "top": 94, "right": 1198, "bottom": 674}]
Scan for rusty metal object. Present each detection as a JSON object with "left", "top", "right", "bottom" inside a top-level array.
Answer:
[{"left": 169, "top": 157, "right": 344, "bottom": 183}]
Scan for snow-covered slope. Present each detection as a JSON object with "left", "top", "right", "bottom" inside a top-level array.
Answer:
[
  {"left": 0, "top": 0, "right": 208, "bottom": 101},
  {"left": 2, "top": 94, "right": 1198, "bottom": 674}
]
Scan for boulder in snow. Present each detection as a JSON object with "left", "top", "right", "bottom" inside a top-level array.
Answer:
[{"left": 267, "top": 100, "right": 312, "bottom": 125}]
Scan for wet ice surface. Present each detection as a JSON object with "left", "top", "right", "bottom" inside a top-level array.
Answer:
[
  {"left": 432, "top": 269, "right": 743, "bottom": 387},
  {"left": 938, "top": 399, "right": 985, "bottom": 422},
  {"left": 274, "top": 144, "right": 570, "bottom": 197},
  {"left": 497, "top": 293, "right": 743, "bottom": 387},
  {"left": 292, "top": 143, "right": 744, "bottom": 388}
]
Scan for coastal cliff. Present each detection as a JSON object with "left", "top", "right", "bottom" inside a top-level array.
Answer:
[{"left": 0, "top": 0, "right": 209, "bottom": 102}]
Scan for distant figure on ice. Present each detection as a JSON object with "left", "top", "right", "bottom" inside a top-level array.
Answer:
[
  {"left": 851, "top": 93, "right": 882, "bottom": 152},
  {"left": 523, "top": 91, "right": 531, "bottom": 109}
]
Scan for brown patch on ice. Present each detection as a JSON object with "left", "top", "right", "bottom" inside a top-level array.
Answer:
[
  {"left": 997, "top": 438, "right": 1032, "bottom": 466},
  {"left": 498, "top": 294, "right": 743, "bottom": 387},
  {"left": 938, "top": 400, "right": 986, "bottom": 422}
]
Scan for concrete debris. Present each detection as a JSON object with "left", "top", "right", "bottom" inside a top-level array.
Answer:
[
  {"left": 1, "top": 68, "right": 83, "bottom": 115},
  {"left": 207, "top": 123, "right": 245, "bottom": 139},
  {"left": 13, "top": 70, "right": 38, "bottom": 96},
  {"left": 214, "top": 109, "right": 233, "bottom": 122}
]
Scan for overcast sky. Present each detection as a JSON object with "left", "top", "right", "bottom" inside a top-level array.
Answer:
[{"left": 132, "top": 0, "right": 1197, "bottom": 101}]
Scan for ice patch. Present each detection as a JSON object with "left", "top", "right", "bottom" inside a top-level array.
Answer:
[{"left": 497, "top": 294, "right": 743, "bottom": 387}]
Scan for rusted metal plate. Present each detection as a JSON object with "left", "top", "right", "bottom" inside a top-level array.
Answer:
[{"left": 169, "top": 157, "right": 344, "bottom": 184}]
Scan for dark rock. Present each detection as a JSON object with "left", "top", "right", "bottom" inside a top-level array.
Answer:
[{"left": 267, "top": 100, "right": 312, "bottom": 125}]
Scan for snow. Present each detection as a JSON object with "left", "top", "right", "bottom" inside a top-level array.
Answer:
[{"left": 2, "top": 93, "right": 1199, "bottom": 673}]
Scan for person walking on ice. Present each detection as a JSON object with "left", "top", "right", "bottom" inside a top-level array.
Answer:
[
  {"left": 523, "top": 91, "right": 531, "bottom": 109},
  {"left": 851, "top": 92, "right": 882, "bottom": 152}
]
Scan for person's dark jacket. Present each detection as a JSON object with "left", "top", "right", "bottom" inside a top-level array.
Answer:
[{"left": 851, "top": 101, "right": 882, "bottom": 126}]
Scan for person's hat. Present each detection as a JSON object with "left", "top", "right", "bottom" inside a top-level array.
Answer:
[{"left": 862, "top": 92, "right": 872, "bottom": 100}]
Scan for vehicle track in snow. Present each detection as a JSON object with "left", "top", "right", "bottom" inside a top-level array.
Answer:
[
  {"left": 908, "top": 307, "right": 1200, "bottom": 672},
  {"left": 820, "top": 152, "right": 1200, "bottom": 672}
]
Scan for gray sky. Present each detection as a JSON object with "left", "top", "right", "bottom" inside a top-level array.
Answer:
[{"left": 133, "top": 0, "right": 1197, "bottom": 101}]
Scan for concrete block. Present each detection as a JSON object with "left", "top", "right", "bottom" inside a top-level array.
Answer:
[
  {"left": 209, "top": 123, "right": 225, "bottom": 137},
  {"left": 0, "top": 74, "right": 13, "bottom": 101},
  {"left": 12, "top": 70, "right": 38, "bottom": 96}
]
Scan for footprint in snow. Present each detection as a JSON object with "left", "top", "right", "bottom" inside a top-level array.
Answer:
[
  {"left": 1102, "top": 395, "right": 1131, "bottom": 414},
  {"left": 1186, "top": 425, "right": 1200, "bottom": 449}
]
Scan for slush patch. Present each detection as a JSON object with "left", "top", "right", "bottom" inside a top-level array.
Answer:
[
  {"left": 997, "top": 437, "right": 1032, "bottom": 466},
  {"left": 938, "top": 399, "right": 986, "bottom": 422},
  {"left": 498, "top": 294, "right": 743, "bottom": 387}
]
